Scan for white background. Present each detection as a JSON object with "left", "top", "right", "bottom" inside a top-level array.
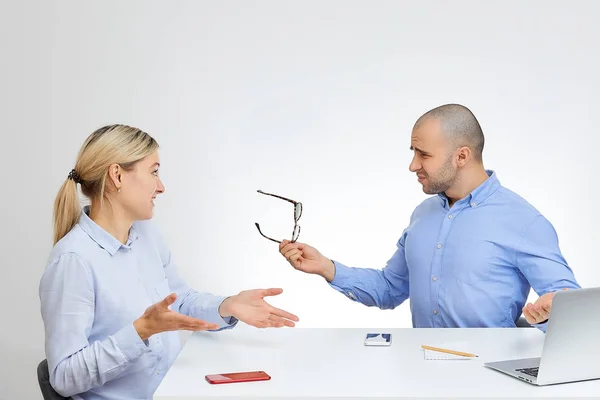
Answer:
[{"left": 2, "top": 1, "right": 599, "bottom": 398}]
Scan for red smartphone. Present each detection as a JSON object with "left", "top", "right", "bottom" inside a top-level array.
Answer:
[{"left": 205, "top": 370, "right": 271, "bottom": 384}]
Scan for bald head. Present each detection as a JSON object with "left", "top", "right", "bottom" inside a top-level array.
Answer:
[{"left": 414, "top": 104, "right": 484, "bottom": 162}]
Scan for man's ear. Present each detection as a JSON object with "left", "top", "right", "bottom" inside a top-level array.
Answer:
[{"left": 456, "top": 146, "right": 471, "bottom": 167}]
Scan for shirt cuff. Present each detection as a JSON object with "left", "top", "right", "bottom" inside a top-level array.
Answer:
[
  {"left": 112, "top": 322, "right": 152, "bottom": 363},
  {"left": 328, "top": 261, "right": 359, "bottom": 301},
  {"left": 203, "top": 296, "right": 238, "bottom": 330},
  {"left": 533, "top": 320, "right": 548, "bottom": 333}
]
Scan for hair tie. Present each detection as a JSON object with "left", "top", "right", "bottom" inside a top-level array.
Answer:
[{"left": 67, "top": 169, "right": 82, "bottom": 184}]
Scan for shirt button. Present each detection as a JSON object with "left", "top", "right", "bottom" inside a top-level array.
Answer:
[
  {"left": 347, "top": 292, "right": 356, "bottom": 299},
  {"left": 448, "top": 215, "right": 453, "bottom": 219},
  {"left": 156, "top": 370, "right": 161, "bottom": 375},
  {"left": 471, "top": 202, "right": 477, "bottom": 207},
  {"left": 437, "top": 244, "right": 442, "bottom": 249},
  {"left": 433, "top": 309, "right": 439, "bottom": 315},
  {"left": 432, "top": 276, "right": 438, "bottom": 282}
]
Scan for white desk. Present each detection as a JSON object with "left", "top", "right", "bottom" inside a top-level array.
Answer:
[{"left": 154, "top": 326, "right": 600, "bottom": 399}]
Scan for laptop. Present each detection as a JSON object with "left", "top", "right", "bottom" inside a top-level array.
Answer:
[{"left": 484, "top": 287, "right": 600, "bottom": 385}]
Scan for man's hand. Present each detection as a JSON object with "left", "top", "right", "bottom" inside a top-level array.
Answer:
[
  {"left": 134, "top": 293, "right": 220, "bottom": 341},
  {"left": 218, "top": 288, "right": 299, "bottom": 328},
  {"left": 279, "top": 240, "right": 336, "bottom": 282},
  {"left": 522, "top": 288, "right": 569, "bottom": 325}
]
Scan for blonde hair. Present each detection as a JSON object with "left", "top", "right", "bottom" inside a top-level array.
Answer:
[{"left": 53, "top": 124, "right": 159, "bottom": 244}]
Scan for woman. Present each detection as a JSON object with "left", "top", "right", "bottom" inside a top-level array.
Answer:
[{"left": 39, "top": 124, "right": 299, "bottom": 399}]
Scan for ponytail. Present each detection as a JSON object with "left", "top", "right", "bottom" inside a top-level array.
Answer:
[{"left": 53, "top": 178, "right": 81, "bottom": 245}]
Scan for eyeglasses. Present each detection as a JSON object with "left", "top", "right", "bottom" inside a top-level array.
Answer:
[{"left": 255, "top": 189, "right": 302, "bottom": 243}]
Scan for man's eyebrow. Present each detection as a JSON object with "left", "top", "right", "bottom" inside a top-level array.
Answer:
[{"left": 410, "top": 146, "right": 429, "bottom": 154}]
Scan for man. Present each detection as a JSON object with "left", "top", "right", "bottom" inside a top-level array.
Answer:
[{"left": 279, "top": 103, "right": 580, "bottom": 330}]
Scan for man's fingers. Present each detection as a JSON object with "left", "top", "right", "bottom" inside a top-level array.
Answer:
[
  {"left": 279, "top": 242, "right": 302, "bottom": 255},
  {"left": 290, "top": 255, "right": 303, "bottom": 266},
  {"left": 522, "top": 307, "right": 535, "bottom": 324},
  {"left": 284, "top": 248, "right": 301, "bottom": 261},
  {"left": 284, "top": 251, "right": 303, "bottom": 269},
  {"left": 534, "top": 304, "right": 549, "bottom": 320},
  {"left": 527, "top": 304, "right": 542, "bottom": 320},
  {"left": 283, "top": 249, "right": 301, "bottom": 261},
  {"left": 525, "top": 304, "right": 540, "bottom": 320},
  {"left": 540, "top": 302, "right": 552, "bottom": 314},
  {"left": 279, "top": 242, "right": 294, "bottom": 254},
  {"left": 525, "top": 303, "right": 549, "bottom": 323}
]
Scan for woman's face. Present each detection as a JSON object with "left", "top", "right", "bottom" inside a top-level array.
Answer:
[{"left": 115, "top": 151, "right": 165, "bottom": 221}]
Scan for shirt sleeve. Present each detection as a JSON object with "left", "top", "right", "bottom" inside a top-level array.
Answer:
[
  {"left": 515, "top": 215, "right": 581, "bottom": 332},
  {"left": 328, "top": 232, "right": 410, "bottom": 310},
  {"left": 39, "top": 253, "right": 151, "bottom": 397},
  {"left": 153, "top": 229, "right": 237, "bottom": 330}
]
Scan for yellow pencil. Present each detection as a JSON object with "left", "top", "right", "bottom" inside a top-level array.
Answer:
[{"left": 421, "top": 345, "right": 478, "bottom": 357}]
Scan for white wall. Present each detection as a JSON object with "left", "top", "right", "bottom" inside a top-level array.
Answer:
[{"left": 2, "top": 0, "right": 599, "bottom": 398}]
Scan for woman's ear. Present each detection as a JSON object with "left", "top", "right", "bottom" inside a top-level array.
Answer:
[{"left": 107, "top": 163, "right": 122, "bottom": 190}]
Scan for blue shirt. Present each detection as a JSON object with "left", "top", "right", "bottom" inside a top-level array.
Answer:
[
  {"left": 330, "top": 171, "right": 580, "bottom": 330},
  {"left": 39, "top": 207, "right": 236, "bottom": 400}
]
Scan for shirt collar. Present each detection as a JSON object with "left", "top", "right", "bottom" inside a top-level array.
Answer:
[
  {"left": 438, "top": 170, "right": 501, "bottom": 209},
  {"left": 78, "top": 205, "right": 139, "bottom": 256}
]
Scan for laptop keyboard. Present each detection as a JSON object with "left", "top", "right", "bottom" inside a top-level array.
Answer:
[{"left": 515, "top": 367, "right": 539, "bottom": 377}]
